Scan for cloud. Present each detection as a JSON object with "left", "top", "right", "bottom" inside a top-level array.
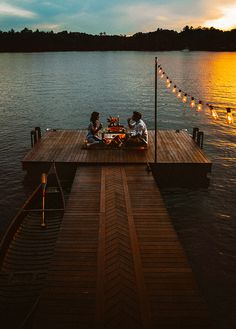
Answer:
[
  {"left": 32, "top": 23, "right": 61, "bottom": 32},
  {"left": 203, "top": 3, "right": 236, "bottom": 30},
  {"left": 0, "top": 2, "right": 36, "bottom": 18},
  {"left": 111, "top": 0, "right": 236, "bottom": 33},
  {"left": 112, "top": 3, "right": 207, "bottom": 33},
  {"left": 1, "top": 0, "right": 236, "bottom": 34}
]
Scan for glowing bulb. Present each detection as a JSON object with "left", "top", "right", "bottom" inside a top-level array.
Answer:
[
  {"left": 167, "top": 80, "right": 172, "bottom": 88},
  {"left": 177, "top": 89, "right": 182, "bottom": 98},
  {"left": 197, "top": 101, "right": 203, "bottom": 111},
  {"left": 209, "top": 105, "right": 218, "bottom": 120},
  {"left": 172, "top": 85, "right": 177, "bottom": 93},
  {"left": 226, "top": 107, "right": 234, "bottom": 124},
  {"left": 190, "top": 97, "right": 195, "bottom": 108},
  {"left": 159, "top": 68, "right": 162, "bottom": 74},
  {"left": 182, "top": 93, "right": 187, "bottom": 103},
  {"left": 161, "top": 72, "right": 165, "bottom": 79},
  {"left": 212, "top": 109, "right": 219, "bottom": 120}
]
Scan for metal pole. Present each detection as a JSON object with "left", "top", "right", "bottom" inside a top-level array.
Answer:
[{"left": 154, "top": 57, "right": 157, "bottom": 163}]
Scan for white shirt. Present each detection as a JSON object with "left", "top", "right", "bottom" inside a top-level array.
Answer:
[{"left": 129, "top": 119, "right": 148, "bottom": 144}]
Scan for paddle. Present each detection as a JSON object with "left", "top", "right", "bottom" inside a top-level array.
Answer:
[{"left": 41, "top": 173, "right": 47, "bottom": 228}]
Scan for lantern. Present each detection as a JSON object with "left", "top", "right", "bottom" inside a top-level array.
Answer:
[
  {"left": 177, "top": 89, "right": 182, "bottom": 98},
  {"left": 41, "top": 173, "right": 47, "bottom": 185}
]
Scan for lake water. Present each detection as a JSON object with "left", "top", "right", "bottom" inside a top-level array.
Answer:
[{"left": 0, "top": 51, "right": 235, "bottom": 328}]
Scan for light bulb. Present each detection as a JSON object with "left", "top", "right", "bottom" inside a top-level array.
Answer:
[
  {"left": 197, "top": 101, "right": 203, "bottom": 111},
  {"left": 167, "top": 80, "right": 172, "bottom": 88},
  {"left": 172, "top": 85, "right": 177, "bottom": 93},
  {"left": 209, "top": 105, "right": 218, "bottom": 120},
  {"left": 190, "top": 97, "right": 195, "bottom": 108},
  {"left": 226, "top": 107, "right": 234, "bottom": 124},
  {"left": 182, "top": 93, "right": 187, "bottom": 103}
]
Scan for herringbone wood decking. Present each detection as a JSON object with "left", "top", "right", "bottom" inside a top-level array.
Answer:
[{"left": 32, "top": 165, "right": 211, "bottom": 329}]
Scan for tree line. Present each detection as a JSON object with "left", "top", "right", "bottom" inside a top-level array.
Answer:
[{"left": 0, "top": 26, "right": 236, "bottom": 52}]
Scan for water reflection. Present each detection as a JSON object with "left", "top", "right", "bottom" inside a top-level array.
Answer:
[{"left": 0, "top": 51, "right": 235, "bottom": 328}]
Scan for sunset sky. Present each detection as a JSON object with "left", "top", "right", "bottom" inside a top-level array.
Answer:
[{"left": 1, "top": 0, "right": 236, "bottom": 34}]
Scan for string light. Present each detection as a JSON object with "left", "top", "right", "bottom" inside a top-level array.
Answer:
[
  {"left": 166, "top": 77, "right": 170, "bottom": 88},
  {"left": 190, "top": 97, "right": 195, "bottom": 108},
  {"left": 157, "top": 61, "right": 235, "bottom": 125},
  {"left": 209, "top": 105, "right": 219, "bottom": 120},
  {"left": 197, "top": 101, "right": 203, "bottom": 111},
  {"left": 167, "top": 80, "right": 172, "bottom": 88},
  {"left": 158, "top": 65, "right": 162, "bottom": 74},
  {"left": 182, "top": 93, "right": 188, "bottom": 103},
  {"left": 177, "top": 89, "right": 182, "bottom": 98},
  {"left": 226, "top": 107, "right": 234, "bottom": 124},
  {"left": 172, "top": 85, "right": 177, "bottom": 93}
]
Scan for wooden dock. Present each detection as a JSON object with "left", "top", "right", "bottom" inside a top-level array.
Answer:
[
  {"left": 22, "top": 129, "right": 212, "bottom": 187},
  {"left": 0, "top": 128, "right": 213, "bottom": 328},
  {"left": 32, "top": 165, "right": 212, "bottom": 328}
]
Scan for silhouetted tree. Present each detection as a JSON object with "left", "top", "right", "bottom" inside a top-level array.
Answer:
[{"left": 0, "top": 27, "right": 235, "bottom": 52}]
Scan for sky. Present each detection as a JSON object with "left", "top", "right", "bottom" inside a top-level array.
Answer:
[{"left": 1, "top": 0, "right": 236, "bottom": 35}]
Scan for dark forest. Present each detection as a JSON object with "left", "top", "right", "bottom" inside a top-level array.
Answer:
[{"left": 1, "top": 26, "right": 236, "bottom": 52}]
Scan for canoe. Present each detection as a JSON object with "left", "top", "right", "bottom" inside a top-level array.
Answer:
[{"left": 0, "top": 162, "right": 65, "bottom": 328}]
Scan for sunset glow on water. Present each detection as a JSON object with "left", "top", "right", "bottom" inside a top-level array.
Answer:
[{"left": 0, "top": 51, "right": 235, "bottom": 327}]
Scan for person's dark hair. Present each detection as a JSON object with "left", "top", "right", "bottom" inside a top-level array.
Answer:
[
  {"left": 90, "top": 111, "right": 100, "bottom": 124},
  {"left": 133, "top": 111, "right": 142, "bottom": 120}
]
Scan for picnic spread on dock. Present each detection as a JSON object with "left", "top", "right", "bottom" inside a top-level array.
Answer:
[{"left": 85, "top": 111, "right": 148, "bottom": 149}]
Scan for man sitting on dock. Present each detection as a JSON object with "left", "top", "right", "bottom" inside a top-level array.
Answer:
[{"left": 125, "top": 111, "right": 148, "bottom": 147}]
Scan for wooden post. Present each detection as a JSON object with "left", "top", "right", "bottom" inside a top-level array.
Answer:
[
  {"left": 30, "top": 130, "right": 37, "bottom": 148},
  {"left": 192, "top": 127, "right": 199, "bottom": 141},
  {"left": 154, "top": 57, "right": 157, "bottom": 163},
  {"left": 35, "top": 127, "right": 41, "bottom": 141}
]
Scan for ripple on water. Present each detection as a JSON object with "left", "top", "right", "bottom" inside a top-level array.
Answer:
[{"left": 0, "top": 51, "right": 236, "bottom": 328}]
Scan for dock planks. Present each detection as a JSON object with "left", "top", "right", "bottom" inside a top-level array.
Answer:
[
  {"left": 22, "top": 129, "right": 211, "bottom": 165},
  {"left": 22, "top": 129, "right": 212, "bottom": 187},
  {"left": 32, "top": 165, "right": 212, "bottom": 329}
]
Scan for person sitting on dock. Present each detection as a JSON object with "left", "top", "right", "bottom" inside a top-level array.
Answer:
[
  {"left": 125, "top": 111, "right": 148, "bottom": 147},
  {"left": 86, "top": 111, "right": 103, "bottom": 145}
]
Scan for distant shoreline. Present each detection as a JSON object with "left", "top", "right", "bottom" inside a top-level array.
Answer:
[{"left": 1, "top": 26, "right": 236, "bottom": 52}]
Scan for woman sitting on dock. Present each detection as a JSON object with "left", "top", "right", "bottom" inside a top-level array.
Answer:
[
  {"left": 125, "top": 111, "right": 148, "bottom": 147},
  {"left": 86, "top": 111, "right": 103, "bottom": 145}
]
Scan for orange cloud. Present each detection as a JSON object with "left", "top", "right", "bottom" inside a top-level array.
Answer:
[{"left": 204, "top": 3, "right": 236, "bottom": 30}]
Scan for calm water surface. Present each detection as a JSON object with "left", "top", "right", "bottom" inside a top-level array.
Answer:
[{"left": 0, "top": 51, "right": 235, "bottom": 328}]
